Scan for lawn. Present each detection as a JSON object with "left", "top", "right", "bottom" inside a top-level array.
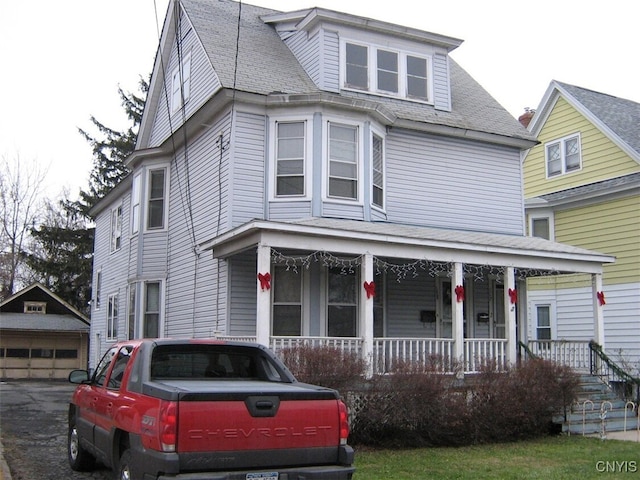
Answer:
[{"left": 353, "top": 436, "right": 639, "bottom": 479}]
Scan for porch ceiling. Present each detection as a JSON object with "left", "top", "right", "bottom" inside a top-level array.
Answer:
[{"left": 199, "top": 218, "right": 615, "bottom": 274}]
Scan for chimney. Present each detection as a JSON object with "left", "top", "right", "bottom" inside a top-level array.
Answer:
[{"left": 518, "top": 107, "right": 535, "bottom": 128}]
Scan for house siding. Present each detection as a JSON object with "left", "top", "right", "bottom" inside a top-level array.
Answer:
[
  {"left": 283, "top": 29, "right": 324, "bottom": 89},
  {"left": 432, "top": 53, "right": 451, "bottom": 111},
  {"left": 148, "top": 11, "right": 221, "bottom": 148},
  {"left": 229, "top": 252, "right": 258, "bottom": 336},
  {"left": 385, "top": 129, "right": 524, "bottom": 234},
  {"left": 524, "top": 98, "right": 639, "bottom": 197}
]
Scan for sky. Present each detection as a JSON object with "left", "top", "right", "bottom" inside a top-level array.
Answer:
[{"left": 1, "top": 0, "right": 638, "bottom": 200}]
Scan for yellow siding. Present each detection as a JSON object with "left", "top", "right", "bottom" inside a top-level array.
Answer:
[
  {"left": 528, "top": 195, "right": 640, "bottom": 291},
  {"left": 524, "top": 97, "right": 640, "bottom": 198}
]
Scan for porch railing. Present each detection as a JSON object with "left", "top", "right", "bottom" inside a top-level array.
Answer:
[
  {"left": 269, "top": 336, "right": 364, "bottom": 356},
  {"left": 373, "top": 338, "right": 454, "bottom": 374},
  {"left": 465, "top": 338, "right": 507, "bottom": 373},
  {"left": 527, "top": 340, "right": 591, "bottom": 371},
  {"left": 589, "top": 341, "right": 640, "bottom": 406}
]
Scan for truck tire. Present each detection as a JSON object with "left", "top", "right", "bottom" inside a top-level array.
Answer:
[
  {"left": 117, "top": 448, "right": 133, "bottom": 480},
  {"left": 67, "top": 421, "right": 95, "bottom": 471}
]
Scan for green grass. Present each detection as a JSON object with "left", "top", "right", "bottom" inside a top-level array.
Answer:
[{"left": 353, "top": 436, "right": 640, "bottom": 479}]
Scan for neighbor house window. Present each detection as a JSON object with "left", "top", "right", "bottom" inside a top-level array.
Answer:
[
  {"left": 532, "top": 217, "right": 550, "bottom": 239},
  {"left": 144, "top": 281, "right": 161, "bottom": 338},
  {"left": 345, "top": 43, "right": 368, "bottom": 90},
  {"left": 327, "top": 267, "right": 357, "bottom": 337},
  {"left": 328, "top": 123, "right": 358, "bottom": 200},
  {"left": 546, "top": 133, "right": 581, "bottom": 177},
  {"left": 147, "top": 168, "right": 166, "bottom": 230},
  {"left": 272, "top": 266, "right": 302, "bottom": 336},
  {"left": 107, "top": 293, "right": 119, "bottom": 340},
  {"left": 110, "top": 205, "right": 122, "bottom": 252},
  {"left": 131, "top": 173, "right": 141, "bottom": 234},
  {"left": 171, "top": 51, "right": 191, "bottom": 112},
  {"left": 343, "top": 40, "right": 432, "bottom": 103},
  {"left": 372, "top": 133, "right": 384, "bottom": 208},
  {"left": 276, "top": 121, "right": 306, "bottom": 196},
  {"left": 95, "top": 269, "right": 102, "bottom": 309},
  {"left": 128, "top": 283, "right": 137, "bottom": 340}
]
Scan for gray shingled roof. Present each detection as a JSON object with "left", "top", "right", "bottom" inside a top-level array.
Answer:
[
  {"left": 556, "top": 82, "right": 640, "bottom": 156},
  {"left": 0, "top": 314, "right": 90, "bottom": 332},
  {"left": 538, "top": 172, "right": 640, "bottom": 203},
  {"left": 180, "top": 0, "right": 535, "bottom": 143}
]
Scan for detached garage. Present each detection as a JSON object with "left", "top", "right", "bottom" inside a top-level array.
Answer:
[{"left": 0, "top": 283, "right": 89, "bottom": 379}]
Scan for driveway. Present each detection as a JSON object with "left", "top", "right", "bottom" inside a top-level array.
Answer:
[{"left": 0, "top": 380, "right": 111, "bottom": 480}]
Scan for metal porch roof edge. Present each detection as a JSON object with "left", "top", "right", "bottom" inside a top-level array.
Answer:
[{"left": 198, "top": 218, "right": 615, "bottom": 268}]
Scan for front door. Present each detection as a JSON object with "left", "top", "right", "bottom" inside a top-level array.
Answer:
[{"left": 492, "top": 283, "right": 506, "bottom": 339}]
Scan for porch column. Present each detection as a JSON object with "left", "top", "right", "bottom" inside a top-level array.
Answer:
[
  {"left": 360, "top": 253, "right": 374, "bottom": 377},
  {"left": 452, "top": 262, "right": 464, "bottom": 367},
  {"left": 592, "top": 273, "right": 606, "bottom": 349},
  {"left": 504, "top": 267, "right": 517, "bottom": 366},
  {"left": 256, "top": 244, "right": 272, "bottom": 348}
]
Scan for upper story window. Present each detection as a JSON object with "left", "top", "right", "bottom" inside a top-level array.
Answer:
[
  {"left": 24, "top": 301, "right": 46, "bottom": 314},
  {"left": 529, "top": 213, "right": 554, "bottom": 240},
  {"left": 147, "top": 168, "right": 167, "bottom": 230},
  {"left": 276, "top": 121, "right": 306, "bottom": 196},
  {"left": 107, "top": 293, "right": 119, "bottom": 340},
  {"left": 342, "top": 40, "right": 432, "bottom": 103},
  {"left": 131, "top": 173, "right": 141, "bottom": 234},
  {"left": 328, "top": 123, "right": 359, "bottom": 200},
  {"left": 171, "top": 51, "right": 191, "bottom": 112},
  {"left": 95, "top": 269, "right": 102, "bottom": 309},
  {"left": 110, "top": 205, "right": 122, "bottom": 252},
  {"left": 372, "top": 133, "right": 384, "bottom": 209},
  {"left": 545, "top": 133, "right": 581, "bottom": 178}
]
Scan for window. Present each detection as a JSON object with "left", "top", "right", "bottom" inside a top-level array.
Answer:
[
  {"left": 94, "top": 347, "right": 118, "bottom": 387},
  {"left": 328, "top": 123, "right": 358, "bottom": 199},
  {"left": 110, "top": 205, "right": 122, "bottom": 252},
  {"left": 55, "top": 349, "right": 78, "bottom": 359},
  {"left": 95, "top": 269, "right": 102, "bottom": 309},
  {"left": 272, "top": 266, "right": 302, "bottom": 336},
  {"left": 377, "top": 49, "right": 398, "bottom": 93},
  {"left": 144, "top": 281, "right": 161, "bottom": 338},
  {"left": 171, "top": 51, "right": 191, "bottom": 112},
  {"left": 546, "top": 134, "right": 581, "bottom": 177},
  {"left": 536, "top": 305, "right": 552, "bottom": 340},
  {"left": 31, "top": 349, "right": 53, "bottom": 358},
  {"left": 532, "top": 217, "right": 550, "bottom": 240},
  {"left": 107, "top": 293, "right": 119, "bottom": 340},
  {"left": 128, "top": 283, "right": 137, "bottom": 340},
  {"left": 276, "top": 121, "right": 306, "bottom": 196},
  {"left": 131, "top": 173, "right": 141, "bottom": 234},
  {"left": 406, "top": 55, "right": 428, "bottom": 100},
  {"left": 24, "top": 302, "right": 46, "bottom": 314},
  {"left": 372, "top": 133, "right": 384, "bottom": 208},
  {"left": 327, "top": 267, "right": 357, "bottom": 337},
  {"left": 108, "top": 346, "right": 133, "bottom": 390},
  {"left": 6, "top": 349, "right": 29, "bottom": 358},
  {"left": 345, "top": 43, "right": 368, "bottom": 90},
  {"left": 343, "top": 41, "right": 432, "bottom": 102},
  {"left": 147, "top": 168, "right": 166, "bottom": 230}
]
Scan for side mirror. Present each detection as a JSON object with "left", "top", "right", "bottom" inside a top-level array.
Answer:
[{"left": 68, "top": 369, "right": 90, "bottom": 384}]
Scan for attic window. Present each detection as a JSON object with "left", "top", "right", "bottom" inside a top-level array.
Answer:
[{"left": 24, "top": 302, "right": 46, "bottom": 314}]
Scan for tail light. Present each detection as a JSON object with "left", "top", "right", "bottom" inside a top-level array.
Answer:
[
  {"left": 338, "top": 400, "right": 349, "bottom": 445},
  {"left": 159, "top": 401, "right": 178, "bottom": 452}
]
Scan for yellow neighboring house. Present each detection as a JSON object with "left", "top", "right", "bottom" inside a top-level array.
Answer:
[{"left": 523, "top": 81, "right": 640, "bottom": 372}]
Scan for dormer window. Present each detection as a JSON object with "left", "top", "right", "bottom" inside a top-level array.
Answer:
[{"left": 342, "top": 40, "right": 433, "bottom": 103}]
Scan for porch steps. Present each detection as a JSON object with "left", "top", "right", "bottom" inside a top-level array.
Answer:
[{"left": 554, "top": 374, "right": 639, "bottom": 436}]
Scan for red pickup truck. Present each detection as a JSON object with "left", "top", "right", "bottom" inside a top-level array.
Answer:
[{"left": 67, "top": 339, "right": 354, "bottom": 480}]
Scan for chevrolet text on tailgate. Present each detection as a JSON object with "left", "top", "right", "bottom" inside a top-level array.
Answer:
[{"left": 67, "top": 339, "right": 354, "bottom": 480}]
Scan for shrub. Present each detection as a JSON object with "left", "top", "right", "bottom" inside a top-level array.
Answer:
[{"left": 279, "top": 344, "right": 367, "bottom": 392}]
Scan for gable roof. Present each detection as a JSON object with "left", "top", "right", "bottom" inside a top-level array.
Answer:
[
  {"left": 140, "top": 0, "right": 536, "bottom": 151},
  {"left": 529, "top": 80, "right": 640, "bottom": 164}
]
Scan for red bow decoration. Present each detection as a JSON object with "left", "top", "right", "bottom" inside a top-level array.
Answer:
[
  {"left": 363, "top": 281, "right": 376, "bottom": 299},
  {"left": 454, "top": 285, "right": 465, "bottom": 303},
  {"left": 508, "top": 288, "right": 518, "bottom": 304},
  {"left": 257, "top": 272, "right": 271, "bottom": 291},
  {"left": 597, "top": 291, "right": 606, "bottom": 306}
]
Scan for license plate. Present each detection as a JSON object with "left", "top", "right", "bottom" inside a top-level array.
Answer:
[{"left": 246, "top": 473, "right": 278, "bottom": 480}]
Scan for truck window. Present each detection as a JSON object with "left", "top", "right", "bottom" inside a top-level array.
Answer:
[
  {"left": 94, "top": 347, "right": 118, "bottom": 387},
  {"left": 107, "top": 346, "right": 133, "bottom": 390}
]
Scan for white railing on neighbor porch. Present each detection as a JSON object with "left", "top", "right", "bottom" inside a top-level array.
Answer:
[
  {"left": 465, "top": 338, "right": 507, "bottom": 373},
  {"left": 269, "top": 336, "right": 364, "bottom": 356},
  {"left": 373, "top": 338, "right": 455, "bottom": 374},
  {"left": 527, "top": 340, "right": 591, "bottom": 371}
]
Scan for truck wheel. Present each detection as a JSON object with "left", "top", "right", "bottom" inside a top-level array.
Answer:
[
  {"left": 117, "top": 448, "right": 133, "bottom": 480},
  {"left": 68, "top": 423, "right": 95, "bottom": 471}
]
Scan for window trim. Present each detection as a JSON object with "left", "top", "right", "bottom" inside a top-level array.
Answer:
[
  {"left": 324, "top": 119, "right": 364, "bottom": 204},
  {"left": 143, "top": 280, "right": 163, "bottom": 339},
  {"left": 370, "top": 128, "right": 386, "bottom": 211},
  {"left": 271, "top": 265, "right": 304, "bottom": 336},
  {"left": 532, "top": 301, "right": 556, "bottom": 341},
  {"left": 544, "top": 132, "right": 582, "bottom": 178},
  {"left": 528, "top": 212, "right": 554, "bottom": 240},
  {"left": 110, "top": 204, "right": 122, "bottom": 253},
  {"left": 269, "top": 116, "right": 313, "bottom": 201},
  {"left": 95, "top": 269, "right": 102, "bottom": 310},
  {"left": 131, "top": 173, "right": 141, "bottom": 235},
  {"left": 341, "top": 39, "right": 434, "bottom": 104},
  {"left": 145, "top": 166, "right": 169, "bottom": 232}
]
